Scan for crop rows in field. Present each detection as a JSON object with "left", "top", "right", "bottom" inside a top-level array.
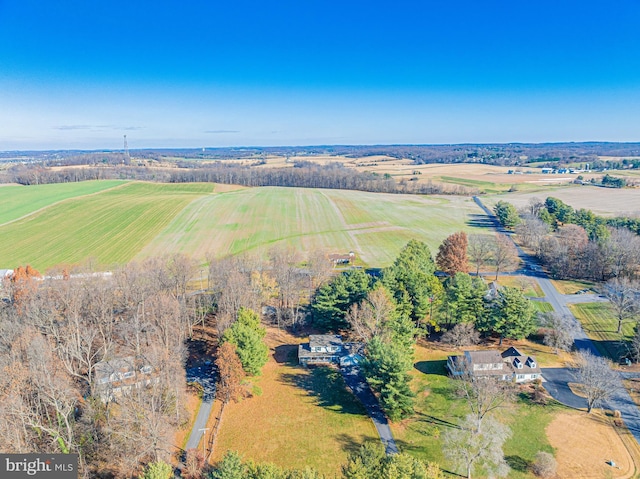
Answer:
[
  {"left": 0, "top": 182, "right": 214, "bottom": 270},
  {"left": 138, "top": 187, "right": 491, "bottom": 266},
  {"left": 0, "top": 180, "right": 126, "bottom": 225}
]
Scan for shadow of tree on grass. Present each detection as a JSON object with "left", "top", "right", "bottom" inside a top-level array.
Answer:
[{"left": 280, "top": 366, "right": 367, "bottom": 415}]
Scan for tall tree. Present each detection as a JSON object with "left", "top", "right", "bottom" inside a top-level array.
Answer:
[
  {"left": 467, "top": 234, "right": 494, "bottom": 276},
  {"left": 493, "top": 201, "right": 520, "bottom": 229},
  {"left": 602, "top": 278, "right": 640, "bottom": 334},
  {"left": 383, "top": 240, "right": 437, "bottom": 323},
  {"left": 492, "top": 234, "right": 519, "bottom": 280},
  {"left": 362, "top": 337, "right": 415, "bottom": 421},
  {"left": 311, "top": 269, "right": 371, "bottom": 331},
  {"left": 444, "top": 415, "right": 510, "bottom": 479},
  {"left": 482, "top": 287, "right": 536, "bottom": 344},
  {"left": 443, "top": 273, "right": 487, "bottom": 328},
  {"left": 222, "top": 307, "right": 268, "bottom": 376},
  {"left": 575, "top": 350, "right": 619, "bottom": 413},
  {"left": 436, "top": 231, "right": 469, "bottom": 276},
  {"left": 540, "top": 312, "right": 577, "bottom": 354}
]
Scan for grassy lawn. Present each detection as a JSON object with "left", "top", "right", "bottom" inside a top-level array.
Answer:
[
  {"left": 0, "top": 180, "right": 127, "bottom": 225},
  {"left": 497, "top": 276, "right": 545, "bottom": 297},
  {"left": 391, "top": 342, "right": 561, "bottom": 478},
  {"left": 531, "top": 301, "right": 554, "bottom": 314},
  {"left": 0, "top": 182, "right": 214, "bottom": 271},
  {"left": 569, "top": 302, "right": 633, "bottom": 361},
  {"left": 210, "top": 328, "right": 377, "bottom": 474},
  {"left": 550, "top": 279, "right": 596, "bottom": 295}
]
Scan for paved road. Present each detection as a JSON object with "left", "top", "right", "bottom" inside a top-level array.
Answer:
[
  {"left": 184, "top": 364, "right": 216, "bottom": 451},
  {"left": 541, "top": 368, "right": 588, "bottom": 409},
  {"left": 341, "top": 366, "right": 398, "bottom": 455},
  {"left": 473, "top": 197, "right": 640, "bottom": 444}
]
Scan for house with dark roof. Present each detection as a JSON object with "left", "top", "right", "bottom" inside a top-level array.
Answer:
[
  {"left": 447, "top": 347, "right": 541, "bottom": 383},
  {"left": 298, "top": 335, "right": 363, "bottom": 367}
]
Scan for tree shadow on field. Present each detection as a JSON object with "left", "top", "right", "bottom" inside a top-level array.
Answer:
[
  {"left": 466, "top": 214, "right": 497, "bottom": 230},
  {"left": 414, "top": 360, "right": 448, "bottom": 376},
  {"left": 274, "top": 344, "right": 298, "bottom": 364},
  {"left": 506, "top": 455, "right": 530, "bottom": 472},
  {"left": 333, "top": 433, "right": 366, "bottom": 456},
  {"left": 280, "top": 366, "right": 367, "bottom": 415}
]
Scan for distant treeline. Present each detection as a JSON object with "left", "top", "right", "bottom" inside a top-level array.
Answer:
[
  {"left": 166, "top": 161, "right": 477, "bottom": 195},
  {"left": 4, "top": 161, "right": 478, "bottom": 195},
  {"left": 5, "top": 141, "right": 640, "bottom": 167}
]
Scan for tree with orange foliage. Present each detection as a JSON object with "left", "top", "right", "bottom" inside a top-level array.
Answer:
[
  {"left": 9, "top": 265, "right": 41, "bottom": 310},
  {"left": 210, "top": 342, "right": 246, "bottom": 457},
  {"left": 436, "top": 232, "right": 469, "bottom": 276}
]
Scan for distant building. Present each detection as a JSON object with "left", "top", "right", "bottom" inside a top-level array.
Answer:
[
  {"left": 328, "top": 251, "right": 355, "bottom": 265},
  {"left": 447, "top": 347, "right": 541, "bottom": 383},
  {"left": 541, "top": 168, "right": 553, "bottom": 174}
]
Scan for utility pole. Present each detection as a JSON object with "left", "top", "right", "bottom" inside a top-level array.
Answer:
[{"left": 198, "top": 427, "right": 210, "bottom": 457}]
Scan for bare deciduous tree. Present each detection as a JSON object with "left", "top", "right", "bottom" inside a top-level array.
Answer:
[
  {"left": 443, "top": 414, "right": 511, "bottom": 479},
  {"left": 575, "top": 349, "right": 619, "bottom": 413},
  {"left": 601, "top": 278, "right": 640, "bottom": 334},
  {"left": 467, "top": 234, "right": 494, "bottom": 276},
  {"left": 346, "top": 285, "right": 397, "bottom": 343},
  {"left": 540, "top": 312, "right": 576, "bottom": 354},
  {"left": 492, "top": 234, "right": 519, "bottom": 280},
  {"left": 441, "top": 323, "right": 480, "bottom": 348}
]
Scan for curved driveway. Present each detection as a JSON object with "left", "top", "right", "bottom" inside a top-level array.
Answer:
[{"left": 341, "top": 366, "right": 398, "bottom": 455}]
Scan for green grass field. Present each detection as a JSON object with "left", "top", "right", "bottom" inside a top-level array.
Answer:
[
  {"left": 0, "top": 180, "right": 126, "bottom": 225},
  {"left": 1, "top": 181, "right": 492, "bottom": 271},
  {"left": 138, "top": 187, "right": 491, "bottom": 267},
  {"left": 0, "top": 182, "right": 214, "bottom": 271},
  {"left": 569, "top": 302, "right": 633, "bottom": 360}
]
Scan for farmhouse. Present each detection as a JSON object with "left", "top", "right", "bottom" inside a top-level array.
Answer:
[
  {"left": 447, "top": 347, "right": 541, "bottom": 382},
  {"left": 328, "top": 251, "right": 355, "bottom": 265},
  {"left": 94, "top": 357, "right": 157, "bottom": 401},
  {"left": 298, "top": 334, "right": 363, "bottom": 367}
]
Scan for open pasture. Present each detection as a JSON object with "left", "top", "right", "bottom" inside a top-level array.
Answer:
[
  {"left": 0, "top": 180, "right": 126, "bottom": 226},
  {"left": 138, "top": 187, "right": 490, "bottom": 266},
  {"left": 0, "top": 182, "right": 214, "bottom": 271},
  {"left": 487, "top": 184, "right": 640, "bottom": 217}
]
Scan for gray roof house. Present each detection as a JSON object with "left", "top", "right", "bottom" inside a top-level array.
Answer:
[
  {"left": 298, "top": 335, "right": 363, "bottom": 367},
  {"left": 94, "top": 357, "right": 157, "bottom": 401},
  {"left": 447, "top": 347, "right": 541, "bottom": 383}
]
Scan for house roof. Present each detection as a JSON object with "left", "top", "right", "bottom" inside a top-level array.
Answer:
[
  {"left": 465, "top": 350, "right": 503, "bottom": 364},
  {"left": 309, "top": 334, "right": 342, "bottom": 348},
  {"left": 501, "top": 347, "right": 524, "bottom": 359}
]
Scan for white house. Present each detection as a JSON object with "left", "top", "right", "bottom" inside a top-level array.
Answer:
[{"left": 447, "top": 347, "right": 542, "bottom": 383}]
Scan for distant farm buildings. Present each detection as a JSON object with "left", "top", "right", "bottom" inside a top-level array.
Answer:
[{"left": 328, "top": 251, "right": 355, "bottom": 265}]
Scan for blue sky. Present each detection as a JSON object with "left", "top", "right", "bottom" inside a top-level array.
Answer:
[{"left": 1, "top": 0, "right": 639, "bottom": 150}]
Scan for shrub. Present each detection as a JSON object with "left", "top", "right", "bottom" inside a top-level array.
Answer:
[{"left": 532, "top": 451, "right": 557, "bottom": 478}]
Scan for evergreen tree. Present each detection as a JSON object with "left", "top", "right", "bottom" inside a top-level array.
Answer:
[
  {"left": 493, "top": 201, "right": 520, "bottom": 229},
  {"left": 443, "top": 273, "right": 487, "bottom": 327},
  {"left": 342, "top": 443, "right": 385, "bottom": 479},
  {"left": 481, "top": 287, "right": 536, "bottom": 344},
  {"left": 222, "top": 307, "right": 269, "bottom": 376},
  {"left": 212, "top": 451, "right": 247, "bottom": 479},
  {"left": 362, "top": 337, "right": 415, "bottom": 421},
  {"left": 383, "top": 240, "right": 437, "bottom": 323},
  {"left": 138, "top": 461, "right": 172, "bottom": 479},
  {"left": 311, "top": 269, "right": 371, "bottom": 331}
]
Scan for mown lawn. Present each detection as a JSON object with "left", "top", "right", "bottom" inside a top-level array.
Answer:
[
  {"left": 210, "top": 329, "right": 377, "bottom": 475},
  {"left": 550, "top": 279, "right": 596, "bottom": 295},
  {"left": 0, "top": 182, "right": 214, "bottom": 271},
  {"left": 0, "top": 180, "right": 126, "bottom": 225},
  {"left": 569, "top": 302, "right": 633, "bottom": 361},
  {"left": 497, "top": 276, "right": 545, "bottom": 297},
  {"left": 531, "top": 301, "right": 554, "bottom": 314}
]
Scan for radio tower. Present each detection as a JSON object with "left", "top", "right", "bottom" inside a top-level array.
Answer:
[{"left": 123, "top": 134, "right": 130, "bottom": 160}]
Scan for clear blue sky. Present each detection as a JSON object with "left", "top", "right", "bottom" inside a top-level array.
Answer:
[{"left": 1, "top": 0, "right": 639, "bottom": 150}]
